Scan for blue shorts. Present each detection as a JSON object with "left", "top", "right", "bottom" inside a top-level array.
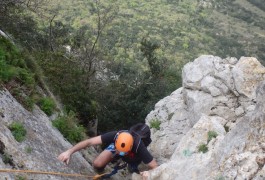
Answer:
[{"left": 105, "top": 143, "right": 116, "bottom": 155}]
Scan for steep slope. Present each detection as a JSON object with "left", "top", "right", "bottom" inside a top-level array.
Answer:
[
  {"left": 138, "top": 55, "right": 265, "bottom": 179},
  {"left": 0, "top": 30, "right": 129, "bottom": 180},
  {"left": 0, "top": 89, "right": 94, "bottom": 180}
]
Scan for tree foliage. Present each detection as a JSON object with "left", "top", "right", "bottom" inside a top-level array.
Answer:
[{"left": 1, "top": 0, "right": 265, "bottom": 134}]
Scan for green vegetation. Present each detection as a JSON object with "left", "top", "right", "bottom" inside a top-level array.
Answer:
[
  {"left": 215, "top": 174, "right": 225, "bottom": 180},
  {"left": 8, "top": 122, "right": 27, "bottom": 142},
  {"left": 207, "top": 131, "right": 218, "bottom": 143},
  {"left": 0, "top": 37, "right": 35, "bottom": 86},
  {"left": 198, "top": 143, "right": 208, "bottom": 153},
  {"left": 34, "top": 0, "right": 265, "bottom": 133},
  {"left": 198, "top": 130, "right": 218, "bottom": 153},
  {"left": 38, "top": 97, "right": 56, "bottom": 116},
  {"left": 2, "top": 151, "right": 14, "bottom": 166},
  {"left": 150, "top": 119, "right": 161, "bottom": 130},
  {"left": 1, "top": 0, "right": 265, "bottom": 134},
  {"left": 15, "top": 175, "right": 27, "bottom": 180},
  {"left": 25, "top": 146, "right": 33, "bottom": 154},
  {"left": 0, "top": 51, "right": 16, "bottom": 83},
  {"left": 52, "top": 111, "right": 87, "bottom": 144},
  {"left": 0, "top": 37, "right": 38, "bottom": 111}
]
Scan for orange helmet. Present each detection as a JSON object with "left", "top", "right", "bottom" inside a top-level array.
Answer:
[{"left": 115, "top": 132, "right": 134, "bottom": 153}]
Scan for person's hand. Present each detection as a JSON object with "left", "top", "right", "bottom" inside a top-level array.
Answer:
[
  {"left": 57, "top": 150, "right": 72, "bottom": 165},
  {"left": 140, "top": 171, "right": 150, "bottom": 180}
]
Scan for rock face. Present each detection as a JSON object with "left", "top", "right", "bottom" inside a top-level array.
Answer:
[
  {"left": 1, "top": 55, "right": 264, "bottom": 180},
  {"left": 143, "top": 55, "right": 265, "bottom": 180},
  {"left": 0, "top": 89, "right": 94, "bottom": 180},
  {"left": 0, "top": 88, "right": 129, "bottom": 180}
]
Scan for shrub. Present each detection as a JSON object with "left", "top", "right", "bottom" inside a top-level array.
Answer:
[
  {"left": 197, "top": 131, "right": 218, "bottom": 154},
  {"left": 2, "top": 152, "right": 14, "bottom": 165},
  {"left": 18, "top": 68, "right": 35, "bottom": 87},
  {"left": 15, "top": 175, "right": 27, "bottom": 180},
  {"left": 0, "top": 50, "right": 17, "bottom": 82},
  {"left": 8, "top": 122, "right": 27, "bottom": 142},
  {"left": 198, "top": 143, "right": 208, "bottom": 153},
  {"left": 207, "top": 131, "right": 218, "bottom": 143},
  {"left": 0, "top": 37, "right": 36, "bottom": 93},
  {"left": 52, "top": 111, "right": 86, "bottom": 144},
  {"left": 25, "top": 146, "right": 32, "bottom": 154},
  {"left": 38, "top": 97, "right": 56, "bottom": 116},
  {"left": 23, "top": 96, "right": 35, "bottom": 111},
  {"left": 150, "top": 119, "right": 161, "bottom": 130},
  {"left": 8, "top": 86, "right": 36, "bottom": 111}
]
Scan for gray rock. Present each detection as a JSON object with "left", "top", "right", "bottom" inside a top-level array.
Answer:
[
  {"left": 0, "top": 89, "right": 93, "bottom": 180},
  {"left": 141, "top": 56, "right": 265, "bottom": 180}
]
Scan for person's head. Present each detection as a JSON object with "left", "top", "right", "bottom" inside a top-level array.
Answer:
[{"left": 115, "top": 132, "right": 133, "bottom": 156}]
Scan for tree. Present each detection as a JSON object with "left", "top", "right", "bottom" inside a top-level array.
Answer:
[
  {"left": 140, "top": 38, "right": 166, "bottom": 78},
  {"left": 61, "top": 0, "right": 119, "bottom": 91},
  {"left": 96, "top": 38, "right": 182, "bottom": 132},
  {"left": 0, "top": 0, "right": 50, "bottom": 50},
  {"left": 38, "top": 0, "right": 119, "bottom": 131},
  {"left": 0, "top": 0, "right": 48, "bottom": 16}
]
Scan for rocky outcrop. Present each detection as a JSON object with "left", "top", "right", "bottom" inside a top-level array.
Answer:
[
  {"left": 142, "top": 55, "right": 265, "bottom": 180},
  {"left": 0, "top": 89, "right": 94, "bottom": 180},
  {"left": 0, "top": 30, "right": 13, "bottom": 43}
]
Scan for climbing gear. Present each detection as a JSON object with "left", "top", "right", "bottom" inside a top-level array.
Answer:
[
  {"left": 127, "top": 162, "right": 140, "bottom": 174},
  {"left": 93, "top": 173, "right": 108, "bottom": 180},
  {"left": 129, "top": 123, "right": 152, "bottom": 152},
  {"left": 100, "top": 161, "right": 127, "bottom": 179},
  {"left": 113, "top": 123, "right": 152, "bottom": 154},
  {"left": 115, "top": 132, "right": 133, "bottom": 153}
]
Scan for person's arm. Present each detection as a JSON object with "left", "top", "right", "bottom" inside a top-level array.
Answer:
[
  {"left": 147, "top": 159, "right": 158, "bottom": 169},
  {"left": 138, "top": 144, "right": 158, "bottom": 179},
  {"left": 140, "top": 159, "right": 158, "bottom": 180},
  {"left": 137, "top": 142, "right": 158, "bottom": 169},
  {"left": 58, "top": 136, "right": 102, "bottom": 164}
]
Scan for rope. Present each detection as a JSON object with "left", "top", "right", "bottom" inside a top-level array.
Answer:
[{"left": 0, "top": 169, "right": 105, "bottom": 179}]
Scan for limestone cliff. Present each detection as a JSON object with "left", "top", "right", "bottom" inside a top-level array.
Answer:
[
  {"left": 138, "top": 55, "right": 265, "bottom": 180},
  {"left": 0, "top": 89, "right": 96, "bottom": 179}
]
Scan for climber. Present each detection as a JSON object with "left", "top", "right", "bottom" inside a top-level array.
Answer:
[{"left": 57, "top": 123, "right": 157, "bottom": 179}]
